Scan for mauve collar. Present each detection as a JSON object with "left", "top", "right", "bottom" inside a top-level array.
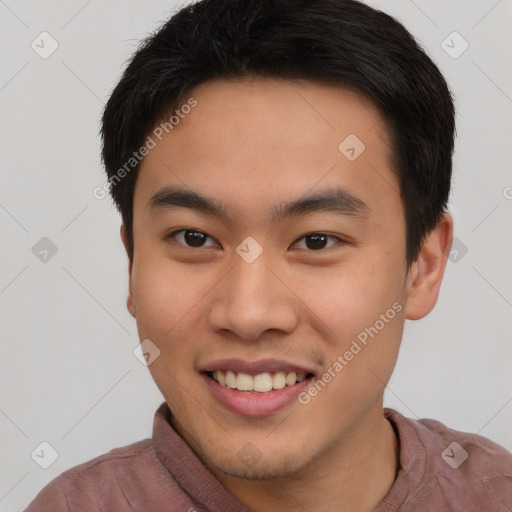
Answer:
[
  {"left": 151, "top": 402, "right": 423, "bottom": 512},
  {"left": 152, "top": 402, "right": 252, "bottom": 512}
]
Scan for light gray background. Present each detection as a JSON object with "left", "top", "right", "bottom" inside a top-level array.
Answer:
[{"left": 1, "top": 0, "right": 511, "bottom": 510}]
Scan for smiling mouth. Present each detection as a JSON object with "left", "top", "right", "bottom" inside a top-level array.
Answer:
[{"left": 204, "top": 370, "right": 315, "bottom": 393}]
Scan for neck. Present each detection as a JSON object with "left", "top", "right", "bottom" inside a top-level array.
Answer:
[{"left": 215, "top": 403, "right": 399, "bottom": 512}]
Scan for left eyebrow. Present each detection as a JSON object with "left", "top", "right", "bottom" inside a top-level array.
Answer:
[
  {"left": 146, "top": 185, "right": 369, "bottom": 222},
  {"left": 270, "top": 187, "right": 370, "bottom": 223}
]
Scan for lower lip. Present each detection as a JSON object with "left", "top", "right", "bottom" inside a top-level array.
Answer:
[{"left": 202, "top": 373, "right": 313, "bottom": 417}]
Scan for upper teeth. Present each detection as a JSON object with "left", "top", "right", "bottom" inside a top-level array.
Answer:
[{"left": 213, "top": 370, "right": 307, "bottom": 392}]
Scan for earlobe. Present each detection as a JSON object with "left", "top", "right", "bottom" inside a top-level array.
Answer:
[
  {"left": 404, "top": 213, "right": 453, "bottom": 320},
  {"left": 120, "top": 224, "right": 137, "bottom": 318}
]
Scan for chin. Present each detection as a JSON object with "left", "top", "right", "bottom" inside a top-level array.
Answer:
[{"left": 204, "top": 444, "right": 315, "bottom": 481}]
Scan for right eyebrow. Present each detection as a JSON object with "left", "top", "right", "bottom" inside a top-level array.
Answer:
[{"left": 147, "top": 186, "right": 228, "bottom": 220}]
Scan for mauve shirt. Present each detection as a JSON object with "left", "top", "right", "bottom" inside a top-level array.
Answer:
[{"left": 25, "top": 402, "right": 512, "bottom": 511}]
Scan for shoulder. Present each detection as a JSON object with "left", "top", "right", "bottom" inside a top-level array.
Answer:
[
  {"left": 416, "top": 415, "right": 512, "bottom": 473},
  {"left": 59, "top": 437, "right": 155, "bottom": 481},
  {"left": 24, "top": 439, "right": 166, "bottom": 511},
  {"left": 385, "top": 408, "right": 512, "bottom": 509}
]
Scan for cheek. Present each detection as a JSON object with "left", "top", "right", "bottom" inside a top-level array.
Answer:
[
  {"left": 292, "top": 255, "right": 406, "bottom": 402},
  {"left": 131, "top": 254, "right": 201, "bottom": 339},
  {"left": 295, "top": 257, "right": 405, "bottom": 341},
  {"left": 131, "top": 259, "right": 205, "bottom": 396}
]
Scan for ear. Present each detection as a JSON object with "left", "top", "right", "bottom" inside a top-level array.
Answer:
[
  {"left": 404, "top": 212, "right": 453, "bottom": 320},
  {"left": 120, "top": 223, "right": 136, "bottom": 318}
]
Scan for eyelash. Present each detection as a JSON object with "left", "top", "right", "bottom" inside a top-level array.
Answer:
[{"left": 166, "top": 228, "right": 345, "bottom": 251}]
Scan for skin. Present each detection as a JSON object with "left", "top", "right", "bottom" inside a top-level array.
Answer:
[{"left": 121, "top": 77, "right": 453, "bottom": 512}]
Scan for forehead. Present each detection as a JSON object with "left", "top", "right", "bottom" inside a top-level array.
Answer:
[{"left": 134, "top": 77, "right": 400, "bottom": 222}]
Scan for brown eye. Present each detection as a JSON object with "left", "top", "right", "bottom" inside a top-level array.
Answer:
[
  {"left": 293, "top": 233, "right": 340, "bottom": 251},
  {"left": 305, "top": 234, "right": 328, "bottom": 250},
  {"left": 168, "top": 229, "right": 219, "bottom": 248},
  {"left": 184, "top": 230, "right": 207, "bottom": 247}
]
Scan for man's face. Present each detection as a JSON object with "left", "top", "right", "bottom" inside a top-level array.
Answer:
[{"left": 127, "top": 78, "right": 410, "bottom": 478}]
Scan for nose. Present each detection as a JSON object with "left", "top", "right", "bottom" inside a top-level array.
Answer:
[{"left": 207, "top": 251, "right": 299, "bottom": 341}]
